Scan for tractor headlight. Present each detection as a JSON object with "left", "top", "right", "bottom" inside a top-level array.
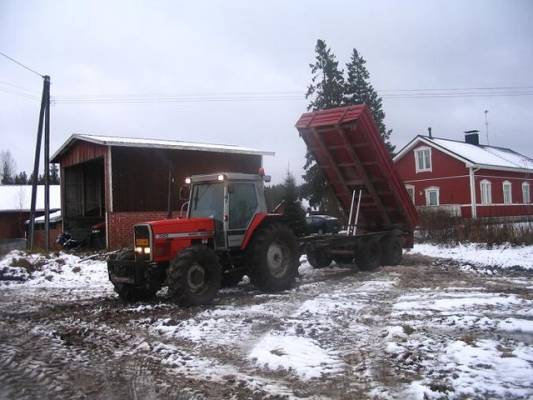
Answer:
[
  {"left": 135, "top": 246, "right": 143, "bottom": 254},
  {"left": 217, "top": 174, "right": 225, "bottom": 181},
  {"left": 185, "top": 177, "right": 191, "bottom": 184}
]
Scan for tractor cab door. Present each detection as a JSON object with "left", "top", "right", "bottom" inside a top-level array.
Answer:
[
  {"left": 227, "top": 182, "right": 260, "bottom": 248},
  {"left": 189, "top": 182, "right": 226, "bottom": 248}
]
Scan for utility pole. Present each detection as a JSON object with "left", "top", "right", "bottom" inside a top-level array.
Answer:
[
  {"left": 44, "top": 76, "right": 51, "bottom": 251},
  {"left": 28, "top": 75, "right": 50, "bottom": 251},
  {"left": 484, "top": 110, "right": 489, "bottom": 145}
]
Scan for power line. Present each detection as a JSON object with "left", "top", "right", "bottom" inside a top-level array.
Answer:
[
  {"left": 0, "top": 86, "right": 41, "bottom": 101},
  {"left": 0, "top": 51, "right": 44, "bottom": 78}
]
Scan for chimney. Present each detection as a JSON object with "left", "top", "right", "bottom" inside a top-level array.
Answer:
[
  {"left": 464, "top": 130, "right": 479, "bottom": 145},
  {"left": 428, "top": 127, "right": 432, "bottom": 138}
]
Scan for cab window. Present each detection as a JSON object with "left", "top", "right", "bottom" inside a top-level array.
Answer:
[{"left": 229, "top": 183, "right": 258, "bottom": 229}]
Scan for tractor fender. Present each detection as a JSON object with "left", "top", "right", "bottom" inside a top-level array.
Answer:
[{"left": 240, "top": 213, "right": 285, "bottom": 250}]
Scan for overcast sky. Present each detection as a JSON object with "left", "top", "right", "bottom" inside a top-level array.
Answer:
[{"left": 1, "top": 0, "right": 532, "bottom": 184}]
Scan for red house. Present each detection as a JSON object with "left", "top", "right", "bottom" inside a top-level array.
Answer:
[{"left": 394, "top": 131, "right": 533, "bottom": 219}]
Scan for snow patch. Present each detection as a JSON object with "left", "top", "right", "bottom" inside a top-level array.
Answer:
[{"left": 249, "top": 334, "right": 342, "bottom": 379}]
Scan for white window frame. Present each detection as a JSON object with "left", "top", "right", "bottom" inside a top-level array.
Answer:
[
  {"left": 424, "top": 186, "right": 440, "bottom": 206},
  {"left": 480, "top": 179, "right": 492, "bottom": 205},
  {"left": 502, "top": 180, "right": 512, "bottom": 204},
  {"left": 405, "top": 184, "right": 415, "bottom": 204},
  {"left": 414, "top": 146, "right": 432, "bottom": 173},
  {"left": 523, "top": 182, "right": 530, "bottom": 204}
]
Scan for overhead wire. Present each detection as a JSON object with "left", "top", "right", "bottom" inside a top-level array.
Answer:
[{"left": 0, "top": 50, "right": 44, "bottom": 78}]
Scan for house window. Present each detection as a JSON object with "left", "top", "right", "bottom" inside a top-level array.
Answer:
[
  {"left": 414, "top": 147, "right": 432, "bottom": 172},
  {"left": 405, "top": 185, "right": 415, "bottom": 204},
  {"left": 425, "top": 187, "right": 439, "bottom": 206},
  {"left": 502, "top": 181, "right": 512, "bottom": 204},
  {"left": 523, "top": 182, "right": 531, "bottom": 204},
  {"left": 480, "top": 180, "right": 492, "bottom": 204}
]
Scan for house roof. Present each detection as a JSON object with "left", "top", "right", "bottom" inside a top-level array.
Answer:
[
  {"left": 51, "top": 133, "right": 275, "bottom": 162},
  {"left": 0, "top": 185, "right": 61, "bottom": 212},
  {"left": 394, "top": 135, "right": 533, "bottom": 172}
]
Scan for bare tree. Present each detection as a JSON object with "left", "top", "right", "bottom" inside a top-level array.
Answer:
[{"left": 0, "top": 150, "right": 17, "bottom": 184}]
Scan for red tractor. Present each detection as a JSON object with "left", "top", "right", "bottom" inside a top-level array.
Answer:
[{"left": 107, "top": 172, "right": 300, "bottom": 305}]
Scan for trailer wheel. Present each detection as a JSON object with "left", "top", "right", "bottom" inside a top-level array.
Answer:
[
  {"left": 221, "top": 272, "right": 245, "bottom": 288},
  {"left": 354, "top": 238, "right": 382, "bottom": 271},
  {"left": 168, "top": 245, "right": 221, "bottom": 306},
  {"left": 110, "top": 249, "right": 158, "bottom": 302},
  {"left": 381, "top": 236, "right": 403, "bottom": 266},
  {"left": 248, "top": 223, "right": 299, "bottom": 291},
  {"left": 333, "top": 256, "right": 354, "bottom": 265},
  {"left": 307, "top": 248, "right": 333, "bottom": 268}
]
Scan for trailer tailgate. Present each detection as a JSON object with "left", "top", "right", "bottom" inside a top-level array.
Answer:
[{"left": 295, "top": 105, "right": 418, "bottom": 232}]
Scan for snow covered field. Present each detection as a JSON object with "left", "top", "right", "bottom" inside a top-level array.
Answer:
[
  {"left": 1, "top": 246, "right": 533, "bottom": 399},
  {"left": 412, "top": 242, "right": 533, "bottom": 270}
]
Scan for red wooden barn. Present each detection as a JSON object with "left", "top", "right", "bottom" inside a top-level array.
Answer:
[
  {"left": 51, "top": 134, "right": 273, "bottom": 249},
  {"left": 394, "top": 131, "right": 533, "bottom": 219}
]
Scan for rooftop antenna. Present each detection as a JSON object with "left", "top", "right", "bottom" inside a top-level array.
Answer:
[
  {"left": 484, "top": 110, "right": 490, "bottom": 145},
  {"left": 428, "top": 127, "right": 432, "bottom": 138}
]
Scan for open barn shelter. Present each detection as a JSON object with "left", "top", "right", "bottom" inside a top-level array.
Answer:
[{"left": 51, "top": 134, "right": 273, "bottom": 249}]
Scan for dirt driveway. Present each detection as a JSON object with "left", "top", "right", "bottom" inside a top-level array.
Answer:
[{"left": 1, "top": 254, "right": 532, "bottom": 400}]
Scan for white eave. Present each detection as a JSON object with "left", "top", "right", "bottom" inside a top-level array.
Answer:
[{"left": 52, "top": 133, "right": 275, "bottom": 162}]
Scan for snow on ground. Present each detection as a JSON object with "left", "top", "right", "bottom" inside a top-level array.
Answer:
[
  {"left": 1, "top": 249, "right": 533, "bottom": 398},
  {"left": 412, "top": 242, "right": 533, "bottom": 270},
  {"left": 0, "top": 250, "right": 110, "bottom": 289}
]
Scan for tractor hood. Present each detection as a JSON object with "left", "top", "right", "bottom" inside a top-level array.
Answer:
[{"left": 147, "top": 217, "right": 215, "bottom": 237}]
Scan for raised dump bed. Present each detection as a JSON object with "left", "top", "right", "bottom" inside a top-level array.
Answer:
[{"left": 295, "top": 105, "right": 418, "bottom": 269}]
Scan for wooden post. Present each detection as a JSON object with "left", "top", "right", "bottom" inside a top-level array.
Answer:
[{"left": 28, "top": 76, "right": 49, "bottom": 251}]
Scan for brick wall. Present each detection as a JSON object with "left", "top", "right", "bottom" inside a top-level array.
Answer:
[{"left": 107, "top": 211, "right": 170, "bottom": 249}]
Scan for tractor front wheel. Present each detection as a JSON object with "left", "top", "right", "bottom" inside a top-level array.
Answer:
[
  {"left": 111, "top": 248, "right": 158, "bottom": 302},
  {"left": 168, "top": 245, "right": 221, "bottom": 306},
  {"left": 248, "top": 223, "right": 299, "bottom": 292}
]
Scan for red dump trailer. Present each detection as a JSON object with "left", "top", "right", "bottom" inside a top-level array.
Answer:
[{"left": 295, "top": 105, "right": 418, "bottom": 269}]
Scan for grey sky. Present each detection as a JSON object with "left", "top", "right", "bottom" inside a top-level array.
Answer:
[{"left": 1, "top": 0, "right": 532, "bottom": 184}]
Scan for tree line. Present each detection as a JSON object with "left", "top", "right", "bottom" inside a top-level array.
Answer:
[
  {"left": 0, "top": 150, "right": 60, "bottom": 185},
  {"left": 301, "top": 39, "right": 392, "bottom": 214},
  {"left": 272, "top": 39, "right": 392, "bottom": 228}
]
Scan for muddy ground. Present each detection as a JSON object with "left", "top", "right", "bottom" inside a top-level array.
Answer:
[{"left": 1, "top": 254, "right": 532, "bottom": 400}]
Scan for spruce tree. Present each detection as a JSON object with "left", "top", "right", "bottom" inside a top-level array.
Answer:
[
  {"left": 344, "top": 48, "right": 394, "bottom": 153},
  {"left": 282, "top": 172, "right": 307, "bottom": 236},
  {"left": 50, "top": 164, "right": 60, "bottom": 184},
  {"left": 302, "top": 39, "right": 345, "bottom": 210}
]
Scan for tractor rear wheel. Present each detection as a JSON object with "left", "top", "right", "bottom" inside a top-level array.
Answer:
[
  {"left": 111, "top": 248, "right": 158, "bottom": 302},
  {"left": 168, "top": 245, "right": 221, "bottom": 306},
  {"left": 248, "top": 223, "right": 299, "bottom": 292},
  {"left": 354, "top": 238, "right": 382, "bottom": 271},
  {"left": 381, "top": 236, "right": 403, "bottom": 266}
]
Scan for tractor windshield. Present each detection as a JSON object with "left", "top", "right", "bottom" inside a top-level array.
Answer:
[{"left": 189, "top": 182, "right": 224, "bottom": 223}]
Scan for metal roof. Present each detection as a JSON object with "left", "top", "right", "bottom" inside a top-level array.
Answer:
[
  {"left": 394, "top": 135, "right": 533, "bottom": 172},
  {"left": 51, "top": 133, "right": 275, "bottom": 162}
]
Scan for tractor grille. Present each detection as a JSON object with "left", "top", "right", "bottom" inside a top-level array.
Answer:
[{"left": 134, "top": 224, "right": 151, "bottom": 261}]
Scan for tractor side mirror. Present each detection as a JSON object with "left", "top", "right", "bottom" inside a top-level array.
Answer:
[{"left": 179, "top": 184, "right": 190, "bottom": 201}]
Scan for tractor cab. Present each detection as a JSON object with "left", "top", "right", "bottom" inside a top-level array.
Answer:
[{"left": 186, "top": 173, "right": 267, "bottom": 250}]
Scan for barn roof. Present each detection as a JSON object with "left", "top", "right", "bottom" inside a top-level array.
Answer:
[
  {"left": 394, "top": 135, "right": 533, "bottom": 172},
  {"left": 51, "top": 133, "right": 274, "bottom": 162},
  {"left": 0, "top": 185, "right": 61, "bottom": 212}
]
